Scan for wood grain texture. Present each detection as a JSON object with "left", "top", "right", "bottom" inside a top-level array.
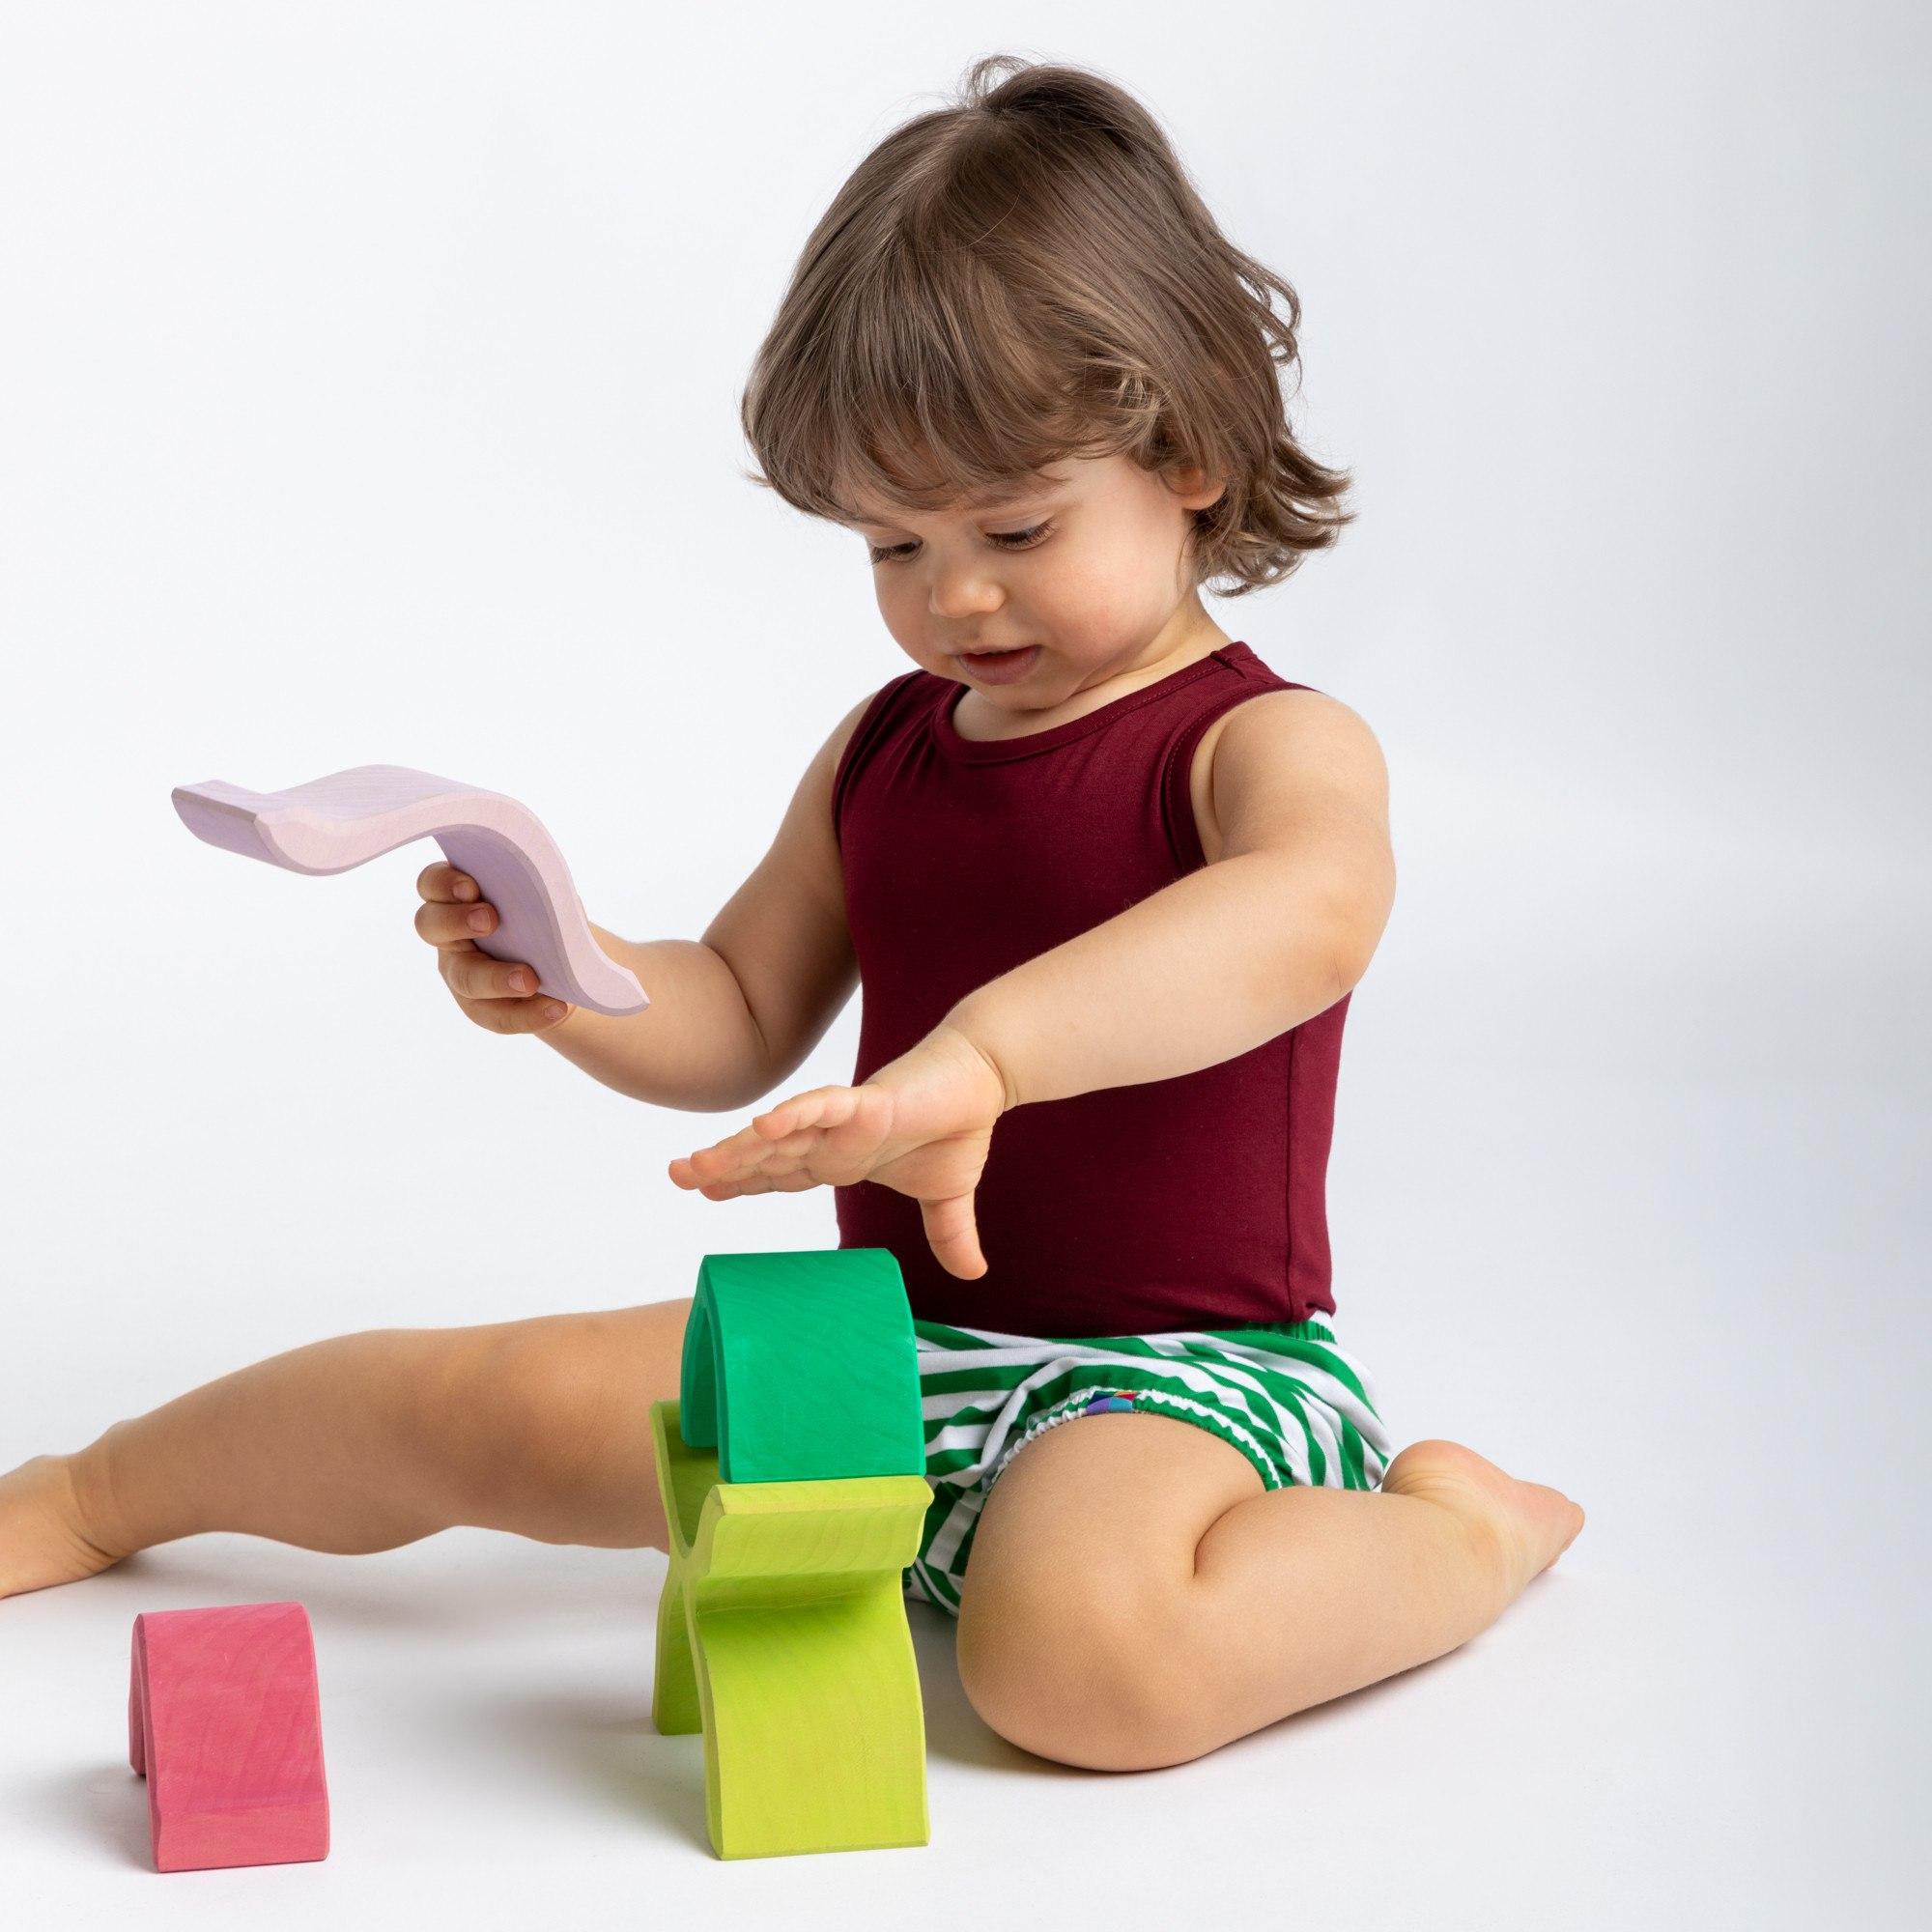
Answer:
[
  {"left": 679, "top": 1249, "right": 928, "bottom": 1483},
  {"left": 652, "top": 1402, "right": 931, "bottom": 1859},
  {"left": 171, "top": 764, "right": 647, "bottom": 1016},
  {"left": 128, "top": 1601, "right": 329, "bottom": 1872},
  {"left": 650, "top": 1248, "right": 933, "bottom": 1859}
]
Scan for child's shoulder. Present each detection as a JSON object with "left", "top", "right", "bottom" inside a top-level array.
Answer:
[{"left": 1190, "top": 680, "right": 1389, "bottom": 869}]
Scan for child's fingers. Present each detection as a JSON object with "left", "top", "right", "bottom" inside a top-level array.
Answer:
[
  {"left": 471, "top": 996, "right": 573, "bottom": 1035},
  {"left": 668, "top": 1135, "right": 815, "bottom": 1191},
  {"left": 447, "top": 954, "right": 543, "bottom": 1001},
  {"left": 415, "top": 896, "right": 497, "bottom": 948},
  {"left": 747, "top": 1126, "right": 829, "bottom": 1163},
  {"left": 688, "top": 1168, "right": 825, "bottom": 1203},
  {"left": 676, "top": 1107, "right": 820, "bottom": 1177},
  {"left": 668, "top": 1087, "right": 881, "bottom": 1194},
  {"left": 752, "top": 1087, "right": 860, "bottom": 1137},
  {"left": 417, "top": 862, "right": 479, "bottom": 904},
  {"left": 413, "top": 863, "right": 568, "bottom": 1034},
  {"left": 668, "top": 1147, "right": 760, "bottom": 1189},
  {"left": 676, "top": 1127, "right": 821, "bottom": 1187}
]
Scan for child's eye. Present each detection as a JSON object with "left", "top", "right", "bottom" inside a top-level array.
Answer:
[
  {"left": 867, "top": 522, "right": 1054, "bottom": 565},
  {"left": 988, "top": 521, "right": 1053, "bottom": 552}
]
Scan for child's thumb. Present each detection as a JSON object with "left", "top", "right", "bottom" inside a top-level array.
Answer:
[{"left": 921, "top": 1193, "right": 988, "bottom": 1280}]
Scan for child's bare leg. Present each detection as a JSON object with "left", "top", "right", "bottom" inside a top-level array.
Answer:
[
  {"left": 958, "top": 1427, "right": 1583, "bottom": 1770},
  {"left": 1165, "top": 1438, "right": 1585, "bottom": 1757},
  {"left": 0, "top": 1299, "right": 690, "bottom": 1601}
]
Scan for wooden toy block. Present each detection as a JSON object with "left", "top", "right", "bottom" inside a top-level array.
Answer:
[
  {"left": 651, "top": 1249, "right": 932, "bottom": 1860},
  {"left": 677, "top": 1247, "right": 929, "bottom": 1484},
  {"left": 128, "top": 1601, "right": 329, "bottom": 1873},
  {"left": 171, "top": 764, "right": 647, "bottom": 1016}
]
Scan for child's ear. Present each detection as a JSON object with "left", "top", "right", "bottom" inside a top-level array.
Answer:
[{"left": 1167, "top": 462, "right": 1227, "bottom": 511}]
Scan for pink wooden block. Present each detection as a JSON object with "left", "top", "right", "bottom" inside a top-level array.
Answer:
[
  {"left": 171, "top": 763, "right": 649, "bottom": 1017},
  {"left": 128, "top": 1601, "right": 330, "bottom": 1873}
]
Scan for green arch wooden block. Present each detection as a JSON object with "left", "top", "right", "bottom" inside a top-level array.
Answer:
[
  {"left": 650, "top": 1249, "right": 932, "bottom": 1860},
  {"left": 676, "top": 1248, "right": 927, "bottom": 1483}
]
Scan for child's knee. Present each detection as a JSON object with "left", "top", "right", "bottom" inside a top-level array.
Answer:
[
  {"left": 434, "top": 1310, "right": 678, "bottom": 1547},
  {"left": 956, "top": 1561, "right": 1191, "bottom": 1770}
]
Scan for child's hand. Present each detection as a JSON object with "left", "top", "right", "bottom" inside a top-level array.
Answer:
[
  {"left": 414, "top": 862, "right": 574, "bottom": 1035},
  {"left": 667, "top": 1024, "right": 1010, "bottom": 1279}
]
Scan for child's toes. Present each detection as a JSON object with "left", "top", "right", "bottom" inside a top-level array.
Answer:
[{"left": 1545, "top": 1491, "right": 1587, "bottom": 1565}]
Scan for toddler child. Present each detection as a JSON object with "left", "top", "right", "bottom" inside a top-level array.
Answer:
[{"left": 0, "top": 55, "right": 1580, "bottom": 1774}]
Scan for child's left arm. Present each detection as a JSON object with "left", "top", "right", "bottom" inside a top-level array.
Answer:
[
  {"left": 950, "top": 688, "right": 1395, "bottom": 1107},
  {"left": 668, "top": 690, "right": 1394, "bottom": 1278}
]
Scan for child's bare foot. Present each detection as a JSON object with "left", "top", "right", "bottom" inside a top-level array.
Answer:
[
  {"left": 1380, "top": 1437, "right": 1585, "bottom": 1597},
  {"left": 0, "top": 1455, "right": 124, "bottom": 1600}
]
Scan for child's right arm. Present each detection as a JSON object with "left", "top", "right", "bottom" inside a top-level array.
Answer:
[{"left": 413, "top": 696, "right": 873, "bottom": 1114}]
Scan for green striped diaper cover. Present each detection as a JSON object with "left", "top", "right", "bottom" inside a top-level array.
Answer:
[{"left": 903, "top": 1315, "right": 1396, "bottom": 1618}]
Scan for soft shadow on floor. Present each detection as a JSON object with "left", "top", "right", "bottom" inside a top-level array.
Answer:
[
  {"left": 33, "top": 1532, "right": 1548, "bottom": 1849},
  {"left": 449, "top": 1683, "right": 712, "bottom": 1855},
  {"left": 18, "top": 1764, "right": 155, "bottom": 1871},
  {"left": 59, "top": 1532, "right": 663, "bottom": 1636}
]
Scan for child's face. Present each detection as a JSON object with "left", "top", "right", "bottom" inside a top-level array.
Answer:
[{"left": 841, "top": 451, "right": 1226, "bottom": 705}]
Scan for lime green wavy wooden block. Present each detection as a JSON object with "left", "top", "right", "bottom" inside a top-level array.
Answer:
[
  {"left": 651, "top": 1400, "right": 931, "bottom": 1858},
  {"left": 649, "top": 1248, "right": 933, "bottom": 1859}
]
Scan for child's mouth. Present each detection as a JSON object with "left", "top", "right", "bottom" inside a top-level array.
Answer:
[{"left": 959, "top": 643, "right": 1040, "bottom": 683}]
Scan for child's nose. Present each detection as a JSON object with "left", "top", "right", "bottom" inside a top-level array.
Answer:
[{"left": 928, "top": 567, "right": 1005, "bottom": 618}]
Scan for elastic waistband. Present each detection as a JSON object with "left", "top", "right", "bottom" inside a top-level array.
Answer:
[
  {"left": 1199, "top": 1318, "right": 1338, "bottom": 1344},
  {"left": 913, "top": 1314, "right": 1340, "bottom": 1349}
]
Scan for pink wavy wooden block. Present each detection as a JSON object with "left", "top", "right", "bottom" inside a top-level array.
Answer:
[
  {"left": 171, "top": 764, "right": 649, "bottom": 1017},
  {"left": 128, "top": 1602, "right": 330, "bottom": 1873}
]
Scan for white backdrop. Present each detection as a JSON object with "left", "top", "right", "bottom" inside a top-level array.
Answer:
[{"left": 2, "top": 4, "right": 1926, "bottom": 1926}]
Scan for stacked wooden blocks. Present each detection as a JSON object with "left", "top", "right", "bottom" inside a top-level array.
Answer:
[{"left": 651, "top": 1248, "right": 933, "bottom": 1859}]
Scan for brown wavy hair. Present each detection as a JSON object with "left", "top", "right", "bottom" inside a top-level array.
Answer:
[{"left": 738, "top": 53, "right": 1354, "bottom": 597}]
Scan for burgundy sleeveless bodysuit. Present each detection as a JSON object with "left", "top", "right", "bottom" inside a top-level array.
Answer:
[{"left": 830, "top": 639, "right": 1351, "bottom": 1338}]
